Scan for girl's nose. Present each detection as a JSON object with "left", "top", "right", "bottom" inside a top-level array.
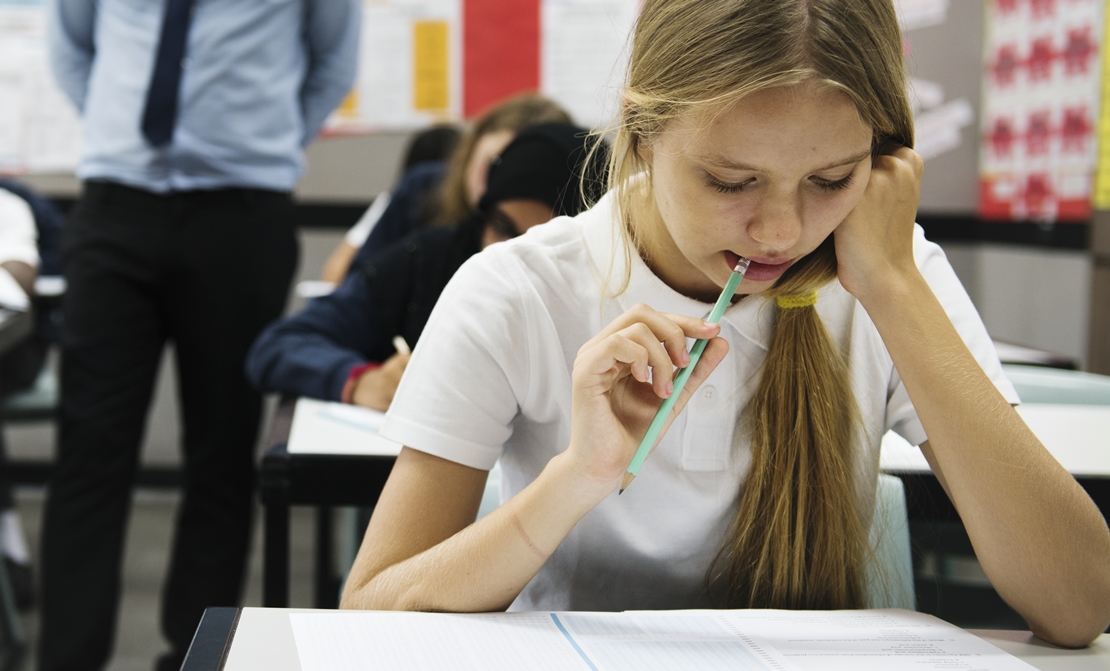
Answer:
[{"left": 746, "top": 192, "right": 802, "bottom": 253}]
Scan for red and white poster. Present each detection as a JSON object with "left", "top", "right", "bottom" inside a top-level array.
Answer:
[{"left": 979, "top": 0, "right": 1103, "bottom": 222}]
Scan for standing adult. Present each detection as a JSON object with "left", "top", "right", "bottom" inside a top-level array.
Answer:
[{"left": 44, "top": 2, "right": 359, "bottom": 669}]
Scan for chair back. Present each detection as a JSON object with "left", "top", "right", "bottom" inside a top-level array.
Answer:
[
  {"left": 477, "top": 462, "right": 502, "bottom": 519},
  {"left": 868, "top": 473, "right": 915, "bottom": 609}
]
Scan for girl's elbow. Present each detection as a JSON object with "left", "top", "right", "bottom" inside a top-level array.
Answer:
[
  {"left": 1027, "top": 587, "right": 1110, "bottom": 648},
  {"left": 1030, "top": 615, "right": 1109, "bottom": 649}
]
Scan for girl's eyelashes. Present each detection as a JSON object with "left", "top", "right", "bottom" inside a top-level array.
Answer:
[
  {"left": 706, "top": 175, "right": 754, "bottom": 194},
  {"left": 705, "top": 172, "right": 855, "bottom": 194},
  {"left": 811, "top": 174, "right": 855, "bottom": 191}
]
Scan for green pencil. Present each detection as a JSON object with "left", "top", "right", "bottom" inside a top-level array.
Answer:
[{"left": 620, "top": 257, "right": 751, "bottom": 494}]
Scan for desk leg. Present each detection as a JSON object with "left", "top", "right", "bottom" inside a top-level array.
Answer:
[
  {"left": 315, "top": 506, "right": 339, "bottom": 608},
  {"left": 263, "top": 503, "right": 290, "bottom": 608}
]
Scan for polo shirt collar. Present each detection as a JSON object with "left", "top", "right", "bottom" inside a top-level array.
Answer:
[{"left": 581, "top": 193, "right": 774, "bottom": 352}]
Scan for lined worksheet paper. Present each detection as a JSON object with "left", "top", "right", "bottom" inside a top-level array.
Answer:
[{"left": 289, "top": 609, "right": 1037, "bottom": 671}]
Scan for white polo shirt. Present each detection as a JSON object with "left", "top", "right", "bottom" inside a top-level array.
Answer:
[{"left": 381, "top": 190, "right": 1018, "bottom": 612}]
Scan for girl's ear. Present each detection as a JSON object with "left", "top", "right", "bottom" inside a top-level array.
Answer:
[{"left": 636, "top": 136, "right": 654, "bottom": 167}]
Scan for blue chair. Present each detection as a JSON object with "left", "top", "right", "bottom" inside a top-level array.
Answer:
[
  {"left": 0, "top": 359, "right": 58, "bottom": 423},
  {"left": 477, "top": 462, "right": 502, "bottom": 520},
  {"left": 868, "top": 473, "right": 915, "bottom": 609}
]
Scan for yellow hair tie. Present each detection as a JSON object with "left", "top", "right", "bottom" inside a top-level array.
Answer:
[{"left": 775, "top": 291, "right": 818, "bottom": 309}]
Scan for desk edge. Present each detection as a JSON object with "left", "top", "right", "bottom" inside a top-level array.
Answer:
[{"left": 182, "top": 607, "right": 241, "bottom": 671}]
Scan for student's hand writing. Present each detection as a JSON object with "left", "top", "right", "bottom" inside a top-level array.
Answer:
[
  {"left": 351, "top": 351, "right": 411, "bottom": 411},
  {"left": 566, "top": 304, "right": 728, "bottom": 491},
  {"left": 833, "top": 144, "right": 923, "bottom": 303}
]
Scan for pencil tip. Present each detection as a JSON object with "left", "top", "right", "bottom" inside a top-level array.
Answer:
[
  {"left": 618, "top": 488, "right": 624, "bottom": 495},
  {"left": 620, "top": 471, "right": 635, "bottom": 493}
]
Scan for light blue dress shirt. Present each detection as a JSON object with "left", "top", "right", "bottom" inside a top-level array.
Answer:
[{"left": 49, "top": 0, "right": 360, "bottom": 193}]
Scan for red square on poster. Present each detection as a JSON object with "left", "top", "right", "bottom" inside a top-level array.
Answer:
[{"left": 464, "top": 0, "right": 541, "bottom": 118}]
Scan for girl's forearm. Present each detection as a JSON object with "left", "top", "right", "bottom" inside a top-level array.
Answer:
[
  {"left": 341, "top": 451, "right": 611, "bottom": 612},
  {"left": 858, "top": 269, "right": 1110, "bottom": 647}
]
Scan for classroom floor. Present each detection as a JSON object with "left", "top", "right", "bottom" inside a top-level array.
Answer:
[{"left": 10, "top": 490, "right": 319, "bottom": 671}]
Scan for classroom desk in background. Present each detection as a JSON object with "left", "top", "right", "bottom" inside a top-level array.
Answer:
[
  {"left": 182, "top": 606, "right": 1110, "bottom": 671},
  {"left": 880, "top": 404, "right": 1110, "bottom": 522},
  {"left": 259, "top": 399, "right": 400, "bottom": 608}
]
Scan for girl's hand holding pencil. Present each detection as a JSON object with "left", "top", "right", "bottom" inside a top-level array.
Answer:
[{"left": 565, "top": 305, "right": 729, "bottom": 494}]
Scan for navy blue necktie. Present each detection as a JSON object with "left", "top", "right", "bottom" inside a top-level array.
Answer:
[{"left": 141, "top": 0, "right": 197, "bottom": 147}]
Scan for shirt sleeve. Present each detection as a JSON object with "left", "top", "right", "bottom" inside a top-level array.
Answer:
[
  {"left": 0, "top": 189, "right": 39, "bottom": 268},
  {"left": 380, "top": 251, "right": 526, "bottom": 470},
  {"left": 48, "top": 0, "right": 97, "bottom": 112},
  {"left": 885, "top": 225, "right": 1020, "bottom": 446},
  {"left": 245, "top": 269, "right": 386, "bottom": 401},
  {"left": 299, "top": 0, "right": 361, "bottom": 145}
]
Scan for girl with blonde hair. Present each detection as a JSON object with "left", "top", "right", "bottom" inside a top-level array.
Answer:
[
  {"left": 322, "top": 93, "right": 571, "bottom": 282},
  {"left": 341, "top": 0, "right": 1110, "bottom": 647}
]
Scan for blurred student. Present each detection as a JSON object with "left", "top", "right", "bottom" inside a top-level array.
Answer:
[
  {"left": 321, "top": 93, "right": 572, "bottom": 283},
  {"left": 0, "top": 183, "right": 46, "bottom": 609},
  {"left": 247, "top": 123, "right": 607, "bottom": 410},
  {"left": 44, "top": 1, "right": 358, "bottom": 669},
  {"left": 320, "top": 125, "right": 461, "bottom": 283}
]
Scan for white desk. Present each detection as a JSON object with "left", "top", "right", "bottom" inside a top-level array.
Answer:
[
  {"left": 286, "top": 397, "right": 400, "bottom": 457},
  {"left": 184, "top": 607, "right": 1110, "bottom": 671},
  {"left": 880, "top": 403, "right": 1110, "bottom": 477}
]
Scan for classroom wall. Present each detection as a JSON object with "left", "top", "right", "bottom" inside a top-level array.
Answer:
[
  {"left": 14, "top": 0, "right": 1095, "bottom": 377},
  {"left": 941, "top": 242, "right": 1091, "bottom": 368},
  {"left": 19, "top": 132, "right": 412, "bottom": 204},
  {"left": 907, "top": 0, "right": 982, "bottom": 214}
]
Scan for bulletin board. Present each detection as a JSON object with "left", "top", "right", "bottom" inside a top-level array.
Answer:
[
  {"left": 322, "top": 0, "right": 637, "bottom": 134},
  {"left": 1, "top": 0, "right": 1084, "bottom": 226},
  {"left": 978, "top": 0, "right": 1104, "bottom": 222},
  {"left": 0, "top": 0, "right": 639, "bottom": 173}
]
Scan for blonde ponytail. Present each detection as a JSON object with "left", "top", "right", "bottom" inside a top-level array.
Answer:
[{"left": 709, "top": 240, "right": 868, "bottom": 609}]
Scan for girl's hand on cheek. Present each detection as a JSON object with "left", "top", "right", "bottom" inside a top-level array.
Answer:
[
  {"left": 834, "top": 145, "right": 923, "bottom": 302},
  {"left": 566, "top": 304, "right": 728, "bottom": 493}
]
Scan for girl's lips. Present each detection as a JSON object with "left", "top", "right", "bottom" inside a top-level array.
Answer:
[{"left": 723, "top": 251, "right": 794, "bottom": 282}]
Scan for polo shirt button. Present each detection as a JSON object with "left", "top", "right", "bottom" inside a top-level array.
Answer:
[{"left": 702, "top": 385, "right": 717, "bottom": 401}]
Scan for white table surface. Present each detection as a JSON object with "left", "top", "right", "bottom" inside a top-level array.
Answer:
[
  {"left": 880, "top": 403, "right": 1110, "bottom": 476},
  {"left": 285, "top": 397, "right": 401, "bottom": 456},
  {"left": 289, "top": 394, "right": 1110, "bottom": 477},
  {"left": 221, "top": 607, "right": 1110, "bottom": 671}
]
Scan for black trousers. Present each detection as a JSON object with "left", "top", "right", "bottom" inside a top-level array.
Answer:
[{"left": 39, "top": 181, "right": 298, "bottom": 671}]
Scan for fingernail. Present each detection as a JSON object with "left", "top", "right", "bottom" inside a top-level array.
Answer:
[{"left": 666, "top": 381, "right": 674, "bottom": 396}]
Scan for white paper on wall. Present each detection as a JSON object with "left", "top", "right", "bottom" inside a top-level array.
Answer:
[
  {"left": 0, "top": 1, "right": 83, "bottom": 174},
  {"left": 324, "top": 0, "right": 463, "bottom": 134},
  {"left": 540, "top": 0, "right": 637, "bottom": 130}
]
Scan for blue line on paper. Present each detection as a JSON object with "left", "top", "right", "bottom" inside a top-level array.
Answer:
[{"left": 550, "top": 613, "right": 600, "bottom": 671}]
